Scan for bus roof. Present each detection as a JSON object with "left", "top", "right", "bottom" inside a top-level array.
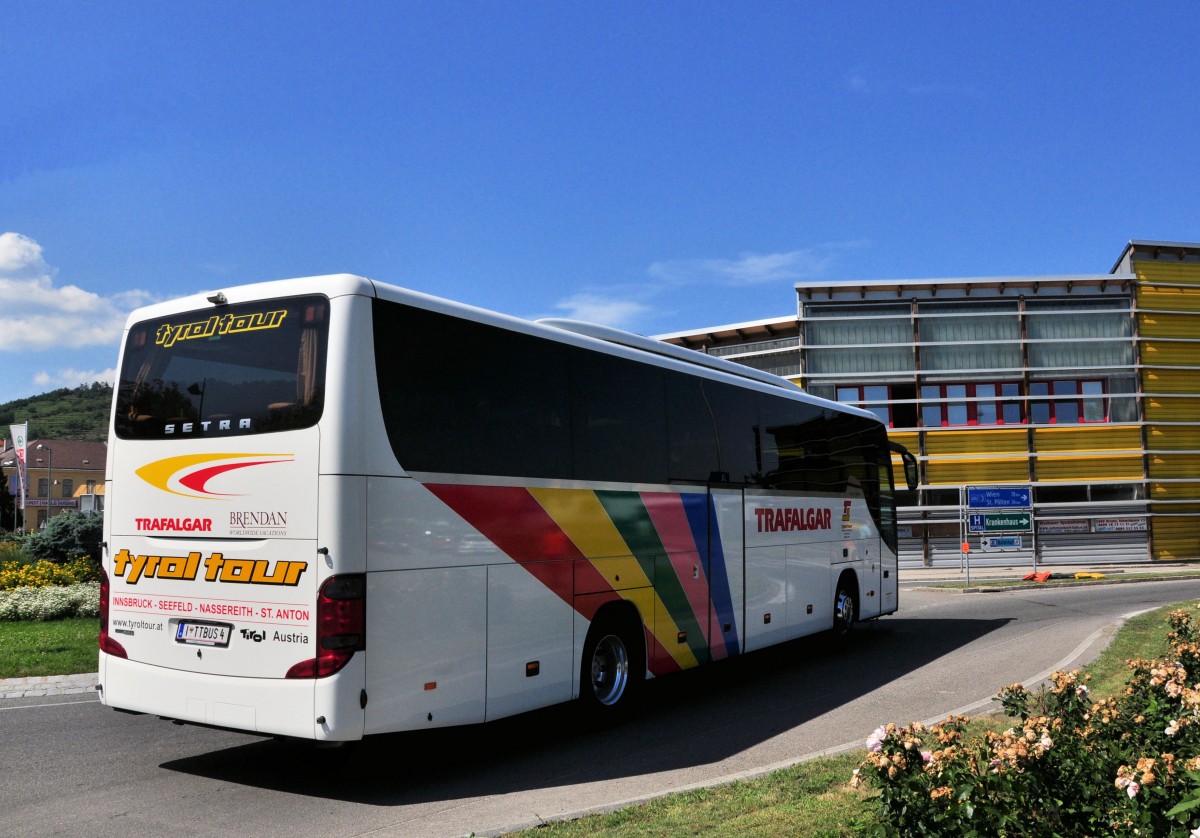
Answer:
[{"left": 537, "top": 318, "right": 801, "bottom": 393}]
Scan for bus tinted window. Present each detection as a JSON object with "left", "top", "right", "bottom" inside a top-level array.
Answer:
[
  {"left": 665, "top": 376, "right": 720, "bottom": 484},
  {"left": 114, "top": 296, "right": 328, "bottom": 439},
  {"left": 373, "top": 298, "right": 895, "bottom": 504},
  {"left": 374, "top": 300, "right": 572, "bottom": 478},
  {"left": 758, "top": 396, "right": 840, "bottom": 492},
  {"left": 571, "top": 351, "right": 668, "bottom": 484},
  {"left": 703, "top": 381, "right": 761, "bottom": 486}
]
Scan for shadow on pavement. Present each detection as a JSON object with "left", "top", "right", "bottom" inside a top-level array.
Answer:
[{"left": 161, "top": 612, "right": 1010, "bottom": 805}]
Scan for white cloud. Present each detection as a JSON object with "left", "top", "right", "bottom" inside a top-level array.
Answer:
[
  {"left": 550, "top": 293, "right": 650, "bottom": 329},
  {"left": 0, "top": 231, "right": 52, "bottom": 277},
  {"left": 844, "top": 64, "right": 978, "bottom": 99},
  {"left": 542, "top": 242, "right": 864, "bottom": 333},
  {"left": 648, "top": 248, "right": 836, "bottom": 287},
  {"left": 0, "top": 232, "right": 154, "bottom": 352},
  {"left": 845, "top": 66, "right": 870, "bottom": 93},
  {"left": 33, "top": 366, "right": 116, "bottom": 389},
  {"left": 905, "top": 82, "right": 980, "bottom": 98}
]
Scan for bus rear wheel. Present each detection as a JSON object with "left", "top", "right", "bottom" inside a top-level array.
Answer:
[{"left": 580, "top": 614, "right": 643, "bottom": 719}]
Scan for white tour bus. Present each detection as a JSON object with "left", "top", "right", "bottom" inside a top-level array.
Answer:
[{"left": 98, "top": 275, "right": 918, "bottom": 741}]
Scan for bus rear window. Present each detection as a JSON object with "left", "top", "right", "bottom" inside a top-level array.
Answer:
[{"left": 114, "top": 296, "right": 329, "bottom": 439}]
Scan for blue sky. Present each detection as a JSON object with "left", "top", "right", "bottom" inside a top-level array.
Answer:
[{"left": 2, "top": 2, "right": 1198, "bottom": 406}]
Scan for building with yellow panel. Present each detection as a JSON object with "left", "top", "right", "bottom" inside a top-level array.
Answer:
[
  {"left": 660, "top": 240, "right": 1200, "bottom": 565},
  {"left": 1113, "top": 241, "right": 1200, "bottom": 560}
]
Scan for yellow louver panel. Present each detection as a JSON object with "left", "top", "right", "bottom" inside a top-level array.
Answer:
[
  {"left": 1151, "top": 517, "right": 1200, "bottom": 561},
  {"left": 1035, "top": 454, "right": 1143, "bottom": 482},
  {"left": 924, "top": 429, "right": 1027, "bottom": 455},
  {"left": 1138, "top": 263, "right": 1200, "bottom": 285},
  {"left": 1144, "top": 369, "right": 1199, "bottom": 394},
  {"left": 888, "top": 431, "right": 919, "bottom": 487},
  {"left": 924, "top": 458, "right": 1029, "bottom": 486},
  {"left": 1151, "top": 482, "right": 1200, "bottom": 500},
  {"left": 1033, "top": 426, "right": 1141, "bottom": 453},
  {"left": 1148, "top": 426, "right": 1200, "bottom": 450},
  {"left": 1148, "top": 453, "right": 1200, "bottom": 479},
  {"left": 1141, "top": 342, "right": 1200, "bottom": 367},
  {"left": 888, "top": 431, "right": 919, "bottom": 451},
  {"left": 1138, "top": 286, "right": 1200, "bottom": 312},
  {"left": 1139, "top": 312, "right": 1200, "bottom": 339},
  {"left": 1144, "top": 397, "right": 1200, "bottom": 422}
]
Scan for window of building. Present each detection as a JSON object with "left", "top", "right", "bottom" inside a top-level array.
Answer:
[
  {"left": 1035, "top": 484, "right": 1089, "bottom": 504},
  {"left": 918, "top": 302, "right": 1021, "bottom": 373},
  {"left": 920, "top": 382, "right": 1023, "bottom": 426},
  {"left": 1091, "top": 483, "right": 1142, "bottom": 502},
  {"left": 804, "top": 304, "right": 914, "bottom": 376},
  {"left": 1030, "top": 379, "right": 1107, "bottom": 424},
  {"left": 61, "top": 479, "right": 74, "bottom": 499},
  {"left": 835, "top": 385, "right": 892, "bottom": 426},
  {"left": 923, "top": 488, "right": 961, "bottom": 507},
  {"left": 38, "top": 478, "right": 49, "bottom": 499},
  {"left": 1025, "top": 298, "right": 1134, "bottom": 370}
]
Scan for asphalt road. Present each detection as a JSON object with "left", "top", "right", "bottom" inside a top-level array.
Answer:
[{"left": 6, "top": 579, "right": 1200, "bottom": 838}]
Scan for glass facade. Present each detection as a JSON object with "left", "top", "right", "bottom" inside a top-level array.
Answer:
[{"left": 663, "top": 249, "right": 1200, "bottom": 564}]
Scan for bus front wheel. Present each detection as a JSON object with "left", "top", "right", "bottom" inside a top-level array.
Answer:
[
  {"left": 580, "top": 614, "right": 643, "bottom": 719},
  {"left": 833, "top": 578, "right": 857, "bottom": 637}
]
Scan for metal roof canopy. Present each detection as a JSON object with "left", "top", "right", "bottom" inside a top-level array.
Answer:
[
  {"left": 795, "top": 273, "right": 1135, "bottom": 304},
  {"left": 1111, "top": 240, "right": 1200, "bottom": 274},
  {"left": 655, "top": 315, "right": 799, "bottom": 350}
]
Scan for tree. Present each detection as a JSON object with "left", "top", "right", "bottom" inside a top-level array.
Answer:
[{"left": 23, "top": 510, "right": 103, "bottom": 565}]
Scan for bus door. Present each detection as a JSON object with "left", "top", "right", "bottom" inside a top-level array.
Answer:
[{"left": 706, "top": 487, "right": 745, "bottom": 662}]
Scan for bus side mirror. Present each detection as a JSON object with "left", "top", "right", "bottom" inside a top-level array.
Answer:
[{"left": 889, "top": 441, "right": 919, "bottom": 491}]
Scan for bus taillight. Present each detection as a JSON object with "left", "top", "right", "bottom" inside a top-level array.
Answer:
[
  {"left": 98, "top": 567, "right": 128, "bottom": 659},
  {"left": 285, "top": 574, "right": 366, "bottom": 679}
]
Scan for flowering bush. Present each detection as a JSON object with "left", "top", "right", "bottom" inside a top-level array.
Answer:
[
  {"left": 0, "top": 556, "right": 98, "bottom": 591},
  {"left": 0, "top": 581, "right": 100, "bottom": 621},
  {"left": 855, "top": 604, "right": 1200, "bottom": 836}
]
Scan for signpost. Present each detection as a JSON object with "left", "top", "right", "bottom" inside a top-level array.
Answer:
[
  {"left": 961, "top": 484, "right": 1035, "bottom": 584},
  {"left": 968, "top": 512, "right": 1033, "bottom": 533}
]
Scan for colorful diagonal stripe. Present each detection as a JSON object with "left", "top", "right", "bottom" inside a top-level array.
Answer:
[{"left": 424, "top": 483, "right": 741, "bottom": 675}]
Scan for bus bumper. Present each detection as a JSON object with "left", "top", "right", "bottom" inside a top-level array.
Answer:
[{"left": 99, "top": 653, "right": 365, "bottom": 741}]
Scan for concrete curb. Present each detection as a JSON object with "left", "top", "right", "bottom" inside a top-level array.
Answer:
[
  {"left": 911, "top": 572, "right": 1200, "bottom": 595},
  {"left": 1, "top": 672, "right": 98, "bottom": 700}
]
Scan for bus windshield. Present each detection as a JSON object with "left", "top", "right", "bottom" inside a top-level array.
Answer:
[{"left": 114, "top": 295, "right": 329, "bottom": 439}]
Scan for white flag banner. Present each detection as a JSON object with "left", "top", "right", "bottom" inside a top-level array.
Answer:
[{"left": 8, "top": 423, "right": 27, "bottom": 510}]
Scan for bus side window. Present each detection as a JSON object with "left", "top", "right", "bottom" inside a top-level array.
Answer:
[{"left": 665, "top": 375, "right": 720, "bottom": 484}]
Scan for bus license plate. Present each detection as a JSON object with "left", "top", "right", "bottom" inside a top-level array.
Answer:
[{"left": 176, "top": 621, "right": 232, "bottom": 647}]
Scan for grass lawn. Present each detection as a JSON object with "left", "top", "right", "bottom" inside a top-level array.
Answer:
[{"left": 0, "top": 617, "right": 98, "bottom": 679}]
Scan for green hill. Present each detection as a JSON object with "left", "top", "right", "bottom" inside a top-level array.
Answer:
[{"left": 0, "top": 383, "right": 113, "bottom": 442}]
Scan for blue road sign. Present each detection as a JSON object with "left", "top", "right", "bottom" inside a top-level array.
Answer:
[{"left": 967, "top": 486, "right": 1032, "bottom": 509}]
